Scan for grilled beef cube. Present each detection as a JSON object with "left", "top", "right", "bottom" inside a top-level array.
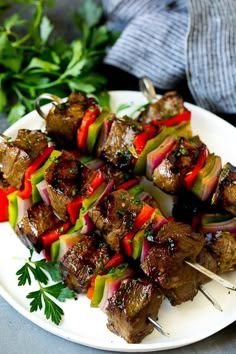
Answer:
[
  {"left": 46, "top": 92, "right": 95, "bottom": 147},
  {"left": 100, "top": 117, "right": 142, "bottom": 171},
  {"left": 100, "top": 163, "right": 132, "bottom": 187},
  {"left": 212, "top": 163, "right": 236, "bottom": 216},
  {"left": 15, "top": 202, "right": 61, "bottom": 252},
  {"left": 207, "top": 231, "right": 236, "bottom": 274},
  {"left": 44, "top": 150, "right": 99, "bottom": 221},
  {"left": 60, "top": 235, "right": 111, "bottom": 293},
  {"left": 0, "top": 129, "right": 49, "bottom": 189},
  {"left": 88, "top": 189, "right": 144, "bottom": 252},
  {"left": 137, "top": 91, "right": 188, "bottom": 124},
  {"left": 141, "top": 222, "right": 205, "bottom": 289},
  {"left": 106, "top": 278, "right": 163, "bottom": 343},
  {"left": 152, "top": 136, "right": 205, "bottom": 194},
  {"left": 165, "top": 248, "right": 217, "bottom": 305},
  {"left": 44, "top": 150, "right": 82, "bottom": 220}
]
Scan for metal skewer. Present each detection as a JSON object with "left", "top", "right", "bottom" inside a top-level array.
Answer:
[
  {"left": 148, "top": 317, "right": 169, "bottom": 337},
  {"left": 199, "top": 285, "right": 223, "bottom": 311},
  {"left": 35, "top": 93, "right": 62, "bottom": 119},
  {"left": 185, "top": 260, "right": 236, "bottom": 291}
]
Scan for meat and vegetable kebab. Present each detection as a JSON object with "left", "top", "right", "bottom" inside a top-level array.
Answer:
[{"left": 0, "top": 89, "right": 236, "bottom": 343}]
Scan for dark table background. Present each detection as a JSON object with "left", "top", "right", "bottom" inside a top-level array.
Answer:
[{"left": 1, "top": 1, "right": 236, "bottom": 354}]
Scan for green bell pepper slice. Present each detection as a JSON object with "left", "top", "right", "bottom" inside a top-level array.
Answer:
[
  {"left": 128, "top": 184, "right": 144, "bottom": 197},
  {"left": 132, "top": 229, "right": 145, "bottom": 259},
  {"left": 74, "top": 182, "right": 106, "bottom": 231},
  {"left": 7, "top": 191, "right": 18, "bottom": 228},
  {"left": 87, "top": 109, "right": 111, "bottom": 154},
  {"left": 134, "top": 126, "right": 168, "bottom": 175},
  {"left": 31, "top": 150, "right": 62, "bottom": 204}
]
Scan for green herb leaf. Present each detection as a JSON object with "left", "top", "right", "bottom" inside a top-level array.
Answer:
[
  {"left": 40, "top": 15, "right": 53, "bottom": 43},
  {"left": 16, "top": 263, "right": 32, "bottom": 286},
  {"left": 7, "top": 101, "right": 26, "bottom": 124}
]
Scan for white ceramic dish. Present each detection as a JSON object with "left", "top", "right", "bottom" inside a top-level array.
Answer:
[{"left": 0, "top": 91, "right": 236, "bottom": 352}]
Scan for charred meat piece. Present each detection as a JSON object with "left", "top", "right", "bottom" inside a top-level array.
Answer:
[
  {"left": 141, "top": 221, "right": 205, "bottom": 289},
  {"left": 165, "top": 248, "right": 217, "bottom": 305},
  {"left": 15, "top": 202, "right": 61, "bottom": 252},
  {"left": 206, "top": 231, "right": 236, "bottom": 274},
  {"left": 153, "top": 136, "right": 205, "bottom": 194},
  {"left": 100, "top": 163, "right": 132, "bottom": 187},
  {"left": 60, "top": 235, "right": 111, "bottom": 293},
  {"left": 88, "top": 189, "right": 144, "bottom": 252},
  {"left": 46, "top": 92, "right": 95, "bottom": 147},
  {"left": 44, "top": 150, "right": 82, "bottom": 220},
  {"left": 106, "top": 278, "right": 163, "bottom": 344},
  {"left": 100, "top": 117, "right": 142, "bottom": 171},
  {"left": 137, "top": 91, "right": 188, "bottom": 125},
  {"left": 0, "top": 129, "right": 49, "bottom": 189},
  {"left": 44, "top": 150, "right": 99, "bottom": 221},
  {"left": 212, "top": 163, "right": 236, "bottom": 216}
]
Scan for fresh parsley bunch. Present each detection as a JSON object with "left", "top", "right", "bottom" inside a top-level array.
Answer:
[
  {"left": 0, "top": 0, "right": 118, "bottom": 123},
  {"left": 16, "top": 248, "right": 76, "bottom": 325}
]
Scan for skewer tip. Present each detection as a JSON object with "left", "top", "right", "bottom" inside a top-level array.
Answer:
[{"left": 148, "top": 317, "right": 170, "bottom": 337}]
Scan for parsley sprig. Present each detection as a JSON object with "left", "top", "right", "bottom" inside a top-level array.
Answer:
[
  {"left": 0, "top": 0, "right": 119, "bottom": 123},
  {"left": 16, "top": 248, "right": 76, "bottom": 325}
]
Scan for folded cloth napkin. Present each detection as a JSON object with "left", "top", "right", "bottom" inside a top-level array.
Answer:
[{"left": 102, "top": 0, "right": 236, "bottom": 114}]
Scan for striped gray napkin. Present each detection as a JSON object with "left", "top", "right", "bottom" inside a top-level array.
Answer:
[{"left": 102, "top": 0, "right": 236, "bottom": 114}]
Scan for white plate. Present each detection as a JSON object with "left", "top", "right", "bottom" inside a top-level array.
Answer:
[{"left": 1, "top": 91, "right": 236, "bottom": 353}]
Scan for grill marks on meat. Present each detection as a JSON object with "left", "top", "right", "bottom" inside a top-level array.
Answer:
[
  {"left": 100, "top": 118, "right": 142, "bottom": 171},
  {"left": 207, "top": 231, "right": 236, "bottom": 274},
  {"left": 153, "top": 136, "right": 205, "bottom": 194},
  {"left": 15, "top": 202, "right": 61, "bottom": 252},
  {"left": 88, "top": 190, "right": 143, "bottom": 252},
  {"left": 44, "top": 150, "right": 99, "bottom": 221},
  {"left": 106, "top": 278, "right": 163, "bottom": 343},
  {"left": 212, "top": 163, "right": 236, "bottom": 216},
  {"left": 141, "top": 222, "right": 205, "bottom": 290},
  {"left": 165, "top": 248, "right": 217, "bottom": 305},
  {"left": 46, "top": 92, "right": 94, "bottom": 148},
  {"left": 137, "top": 91, "right": 188, "bottom": 125},
  {"left": 44, "top": 150, "right": 83, "bottom": 220},
  {"left": 0, "top": 129, "right": 49, "bottom": 189},
  {"left": 60, "top": 235, "right": 111, "bottom": 293}
]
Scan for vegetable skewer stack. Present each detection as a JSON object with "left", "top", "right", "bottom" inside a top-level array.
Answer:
[{"left": 0, "top": 90, "right": 236, "bottom": 344}]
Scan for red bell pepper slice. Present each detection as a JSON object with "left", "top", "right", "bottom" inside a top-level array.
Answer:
[
  {"left": 133, "top": 124, "right": 158, "bottom": 155},
  {"left": 116, "top": 178, "right": 139, "bottom": 190},
  {"left": 77, "top": 104, "right": 100, "bottom": 152},
  {"left": 122, "top": 203, "right": 155, "bottom": 257},
  {"left": 42, "top": 221, "right": 71, "bottom": 261},
  {"left": 67, "top": 195, "right": 83, "bottom": 225},
  {"left": 85, "top": 170, "right": 104, "bottom": 197},
  {"left": 152, "top": 110, "right": 191, "bottom": 127},
  {"left": 17, "top": 146, "right": 54, "bottom": 200},
  {"left": 67, "top": 170, "right": 104, "bottom": 224},
  {"left": 104, "top": 253, "right": 124, "bottom": 270},
  {"left": 184, "top": 145, "right": 208, "bottom": 190},
  {"left": 0, "top": 186, "right": 17, "bottom": 222}
]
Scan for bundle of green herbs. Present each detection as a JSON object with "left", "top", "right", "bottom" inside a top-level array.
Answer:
[{"left": 0, "top": 0, "right": 118, "bottom": 123}]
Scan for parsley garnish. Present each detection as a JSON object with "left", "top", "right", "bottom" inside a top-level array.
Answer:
[
  {"left": 16, "top": 249, "right": 75, "bottom": 325},
  {"left": 0, "top": 0, "right": 119, "bottom": 123}
]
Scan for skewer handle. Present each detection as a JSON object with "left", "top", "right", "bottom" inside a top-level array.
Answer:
[
  {"left": 35, "top": 93, "right": 62, "bottom": 119},
  {"left": 185, "top": 260, "right": 236, "bottom": 291}
]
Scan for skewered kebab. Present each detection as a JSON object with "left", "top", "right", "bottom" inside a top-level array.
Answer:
[
  {"left": 34, "top": 90, "right": 236, "bottom": 290},
  {"left": 0, "top": 132, "right": 226, "bottom": 340},
  {"left": 1, "top": 98, "right": 235, "bottom": 289},
  {"left": 34, "top": 90, "right": 236, "bottom": 218},
  {"left": 0, "top": 90, "right": 236, "bottom": 344}
]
